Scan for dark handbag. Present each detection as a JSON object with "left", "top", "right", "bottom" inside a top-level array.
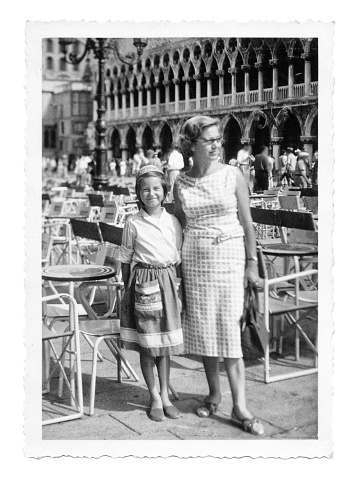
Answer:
[{"left": 240, "top": 283, "right": 268, "bottom": 360}]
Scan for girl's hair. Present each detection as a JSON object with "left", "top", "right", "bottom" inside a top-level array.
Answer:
[
  {"left": 135, "top": 171, "right": 168, "bottom": 208},
  {"left": 179, "top": 115, "right": 220, "bottom": 157}
]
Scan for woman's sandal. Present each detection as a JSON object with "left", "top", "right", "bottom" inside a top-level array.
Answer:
[
  {"left": 163, "top": 404, "right": 181, "bottom": 420},
  {"left": 196, "top": 398, "right": 221, "bottom": 418},
  {"left": 147, "top": 405, "right": 165, "bottom": 422},
  {"left": 231, "top": 408, "right": 265, "bottom": 436}
]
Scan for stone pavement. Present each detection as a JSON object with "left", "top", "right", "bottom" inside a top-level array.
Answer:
[{"left": 43, "top": 334, "right": 317, "bottom": 440}]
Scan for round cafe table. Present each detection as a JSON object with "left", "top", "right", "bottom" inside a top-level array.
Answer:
[{"left": 42, "top": 264, "right": 116, "bottom": 403}]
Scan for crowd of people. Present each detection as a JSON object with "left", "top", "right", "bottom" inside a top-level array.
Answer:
[{"left": 229, "top": 144, "right": 318, "bottom": 192}]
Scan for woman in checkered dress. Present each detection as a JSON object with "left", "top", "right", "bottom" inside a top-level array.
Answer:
[{"left": 174, "top": 116, "right": 264, "bottom": 436}]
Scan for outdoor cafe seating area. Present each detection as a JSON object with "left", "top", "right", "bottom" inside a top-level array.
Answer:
[{"left": 41, "top": 182, "right": 318, "bottom": 425}]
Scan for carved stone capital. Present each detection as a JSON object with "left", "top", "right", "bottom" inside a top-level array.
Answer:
[
  {"left": 173, "top": 78, "right": 180, "bottom": 85},
  {"left": 301, "top": 53, "right": 312, "bottom": 62},
  {"left": 241, "top": 64, "right": 251, "bottom": 72},
  {"left": 300, "top": 135, "right": 317, "bottom": 144},
  {"left": 182, "top": 76, "right": 191, "bottom": 82},
  {"left": 193, "top": 74, "right": 202, "bottom": 81},
  {"left": 254, "top": 62, "right": 263, "bottom": 70},
  {"left": 228, "top": 67, "right": 239, "bottom": 75},
  {"left": 163, "top": 80, "right": 170, "bottom": 87},
  {"left": 216, "top": 69, "right": 224, "bottom": 76},
  {"left": 136, "top": 85, "right": 143, "bottom": 92},
  {"left": 270, "top": 137, "right": 283, "bottom": 145},
  {"left": 269, "top": 59, "right": 278, "bottom": 68},
  {"left": 287, "top": 56, "right": 296, "bottom": 65}
]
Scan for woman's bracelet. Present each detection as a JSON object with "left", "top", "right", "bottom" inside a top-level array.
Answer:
[{"left": 246, "top": 256, "right": 258, "bottom": 262}]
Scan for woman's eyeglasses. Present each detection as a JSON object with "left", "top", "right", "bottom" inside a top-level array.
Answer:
[{"left": 197, "top": 136, "right": 222, "bottom": 145}]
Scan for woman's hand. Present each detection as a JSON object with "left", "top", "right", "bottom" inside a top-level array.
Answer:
[{"left": 244, "top": 261, "right": 259, "bottom": 288}]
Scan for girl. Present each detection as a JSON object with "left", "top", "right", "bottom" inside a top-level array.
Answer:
[{"left": 119, "top": 165, "right": 183, "bottom": 422}]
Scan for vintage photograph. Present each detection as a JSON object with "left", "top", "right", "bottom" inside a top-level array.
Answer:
[{"left": 25, "top": 22, "right": 333, "bottom": 457}]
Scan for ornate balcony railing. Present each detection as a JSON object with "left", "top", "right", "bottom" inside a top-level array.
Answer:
[
  {"left": 293, "top": 83, "right": 305, "bottom": 98},
  {"left": 310, "top": 81, "right": 318, "bottom": 96},
  {"left": 278, "top": 85, "right": 289, "bottom": 100},
  {"left": 104, "top": 81, "right": 318, "bottom": 122}
]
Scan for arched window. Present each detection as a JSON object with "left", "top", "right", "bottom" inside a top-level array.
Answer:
[
  {"left": 46, "top": 57, "right": 53, "bottom": 70},
  {"left": 59, "top": 57, "right": 67, "bottom": 72},
  {"left": 248, "top": 50, "right": 258, "bottom": 91},
  {"left": 211, "top": 58, "right": 218, "bottom": 96},
  {"left": 276, "top": 42, "right": 288, "bottom": 87}
]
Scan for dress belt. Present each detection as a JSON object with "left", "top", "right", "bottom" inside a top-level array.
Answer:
[
  {"left": 136, "top": 262, "right": 175, "bottom": 270},
  {"left": 214, "top": 231, "right": 243, "bottom": 244}
]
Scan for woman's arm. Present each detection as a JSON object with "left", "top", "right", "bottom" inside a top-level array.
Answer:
[
  {"left": 234, "top": 168, "right": 259, "bottom": 285},
  {"left": 173, "top": 182, "right": 187, "bottom": 230}
]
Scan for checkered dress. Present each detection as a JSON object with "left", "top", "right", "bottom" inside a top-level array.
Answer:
[{"left": 176, "top": 166, "right": 246, "bottom": 358}]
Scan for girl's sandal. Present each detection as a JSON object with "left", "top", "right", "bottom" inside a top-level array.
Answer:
[
  {"left": 196, "top": 398, "right": 221, "bottom": 418},
  {"left": 231, "top": 408, "right": 264, "bottom": 436}
]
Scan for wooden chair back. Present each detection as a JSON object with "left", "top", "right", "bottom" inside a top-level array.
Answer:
[
  {"left": 100, "top": 202, "right": 118, "bottom": 224},
  {"left": 250, "top": 208, "right": 316, "bottom": 231},
  {"left": 88, "top": 194, "right": 105, "bottom": 208},
  {"left": 70, "top": 218, "right": 103, "bottom": 243},
  {"left": 48, "top": 200, "right": 65, "bottom": 217},
  {"left": 98, "top": 222, "right": 124, "bottom": 247},
  {"left": 285, "top": 190, "right": 301, "bottom": 197},
  {"left": 278, "top": 195, "right": 300, "bottom": 211},
  {"left": 303, "top": 196, "right": 318, "bottom": 214}
]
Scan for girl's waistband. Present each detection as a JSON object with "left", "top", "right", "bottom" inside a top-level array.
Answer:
[{"left": 135, "top": 262, "right": 175, "bottom": 270}]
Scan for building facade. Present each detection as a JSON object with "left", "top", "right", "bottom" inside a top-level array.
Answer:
[
  {"left": 42, "top": 38, "right": 94, "bottom": 161},
  {"left": 94, "top": 37, "right": 318, "bottom": 167}
]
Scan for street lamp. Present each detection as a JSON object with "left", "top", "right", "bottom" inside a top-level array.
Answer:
[
  {"left": 59, "top": 38, "right": 148, "bottom": 190},
  {"left": 255, "top": 100, "right": 289, "bottom": 151}
]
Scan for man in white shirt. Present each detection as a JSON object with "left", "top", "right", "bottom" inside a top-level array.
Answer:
[{"left": 167, "top": 143, "right": 184, "bottom": 200}]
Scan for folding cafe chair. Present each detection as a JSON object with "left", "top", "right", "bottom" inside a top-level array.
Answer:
[
  {"left": 42, "top": 293, "right": 83, "bottom": 425},
  {"left": 256, "top": 247, "right": 318, "bottom": 383}
]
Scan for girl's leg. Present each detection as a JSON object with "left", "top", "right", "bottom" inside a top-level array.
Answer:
[
  {"left": 155, "top": 356, "right": 172, "bottom": 407},
  {"left": 202, "top": 356, "right": 222, "bottom": 405},
  {"left": 139, "top": 353, "right": 162, "bottom": 409}
]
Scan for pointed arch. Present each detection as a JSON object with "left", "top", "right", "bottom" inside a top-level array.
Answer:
[
  {"left": 304, "top": 105, "right": 318, "bottom": 136},
  {"left": 243, "top": 109, "right": 265, "bottom": 139}
]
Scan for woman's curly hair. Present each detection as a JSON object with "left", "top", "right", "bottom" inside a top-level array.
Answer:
[{"left": 179, "top": 116, "right": 220, "bottom": 158}]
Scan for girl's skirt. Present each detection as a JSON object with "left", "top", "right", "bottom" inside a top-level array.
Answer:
[{"left": 120, "top": 263, "right": 184, "bottom": 357}]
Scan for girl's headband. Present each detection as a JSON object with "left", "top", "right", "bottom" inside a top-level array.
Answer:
[{"left": 136, "top": 165, "right": 164, "bottom": 181}]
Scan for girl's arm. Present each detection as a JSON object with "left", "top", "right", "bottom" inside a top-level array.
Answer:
[
  {"left": 173, "top": 182, "right": 187, "bottom": 230},
  {"left": 121, "top": 263, "right": 131, "bottom": 289},
  {"left": 234, "top": 168, "right": 259, "bottom": 286}
]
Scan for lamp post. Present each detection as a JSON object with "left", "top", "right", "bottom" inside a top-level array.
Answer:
[{"left": 59, "top": 38, "right": 148, "bottom": 190}]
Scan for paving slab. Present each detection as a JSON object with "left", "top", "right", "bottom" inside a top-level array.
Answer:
[{"left": 42, "top": 414, "right": 138, "bottom": 440}]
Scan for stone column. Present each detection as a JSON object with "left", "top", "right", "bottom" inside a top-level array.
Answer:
[
  {"left": 113, "top": 84, "right": 119, "bottom": 120},
  {"left": 302, "top": 53, "right": 312, "bottom": 96},
  {"left": 93, "top": 99, "right": 97, "bottom": 122},
  {"left": 106, "top": 94, "right": 111, "bottom": 121},
  {"left": 270, "top": 137, "right": 283, "bottom": 170},
  {"left": 194, "top": 74, "right": 201, "bottom": 110},
  {"left": 164, "top": 80, "right": 170, "bottom": 112},
  {"left": 155, "top": 82, "right": 160, "bottom": 114},
  {"left": 121, "top": 144, "right": 128, "bottom": 161},
  {"left": 217, "top": 70, "right": 224, "bottom": 107},
  {"left": 255, "top": 62, "right": 264, "bottom": 103},
  {"left": 205, "top": 72, "right": 212, "bottom": 109},
  {"left": 174, "top": 78, "right": 180, "bottom": 113},
  {"left": 122, "top": 89, "right": 127, "bottom": 119},
  {"left": 229, "top": 68, "right": 237, "bottom": 106},
  {"left": 184, "top": 77, "right": 190, "bottom": 111},
  {"left": 300, "top": 135, "right": 317, "bottom": 160},
  {"left": 137, "top": 86, "right": 143, "bottom": 117},
  {"left": 129, "top": 88, "right": 134, "bottom": 118},
  {"left": 146, "top": 85, "right": 151, "bottom": 116},
  {"left": 288, "top": 56, "right": 295, "bottom": 99},
  {"left": 241, "top": 65, "right": 250, "bottom": 103},
  {"left": 270, "top": 59, "right": 278, "bottom": 101}
]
